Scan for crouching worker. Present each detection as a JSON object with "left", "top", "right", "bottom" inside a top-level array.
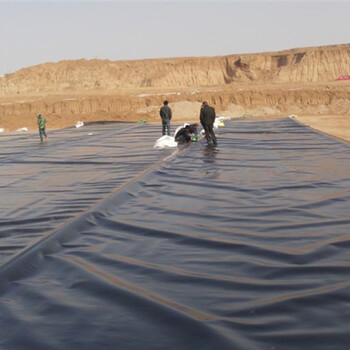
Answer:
[
  {"left": 175, "top": 124, "right": 191, "bottom": 144},
  {"left": 37, "top": 114, "right": 49, "bottom": 142}
]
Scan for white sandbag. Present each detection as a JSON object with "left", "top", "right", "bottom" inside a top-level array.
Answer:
[
  {"left": 0, "top": 128, "right": 4, "bottom": 133},
  {"left": 16, "top": 127, "right": 28, "bottom": 132},
  {"left": 214, "top": 118, "right": 224, "bottom": 129},
  {"left": 154, "top": 135, "right": 178, "bottom": 149},
  {"left": 218, "top": 115, "right": 230, "bottom": 121},
  {"left": 75, "top": 121, "right": 84, "bottom": 128}
]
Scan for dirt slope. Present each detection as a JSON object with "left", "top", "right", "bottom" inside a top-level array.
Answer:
[
  {"left": 1, "top": 44, "right": 350, "bottom": 95},
  {"left": 0, "top": 43, "right": 349, "bottom": 131}
]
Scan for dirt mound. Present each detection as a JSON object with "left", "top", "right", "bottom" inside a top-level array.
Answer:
[
  {"left": 0, "top": 44, "right": 349, "bottom": 131},
  {"left": 1, "top": 44, "right": 349, "bottom": 95}
]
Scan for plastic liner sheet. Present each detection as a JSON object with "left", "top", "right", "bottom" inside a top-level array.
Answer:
[
  {"left": 0, "top": 123, "right": 174, "bottom": 263},
  {"left": 1, "top": 118, "right": 350, "bottom": 349}
]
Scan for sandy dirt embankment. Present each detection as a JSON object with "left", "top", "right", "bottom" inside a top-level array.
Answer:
[
  {"left": 295, "top": 115, "right": 350, "bottom": 143},
  {"left": 0, "top": 43, "right": 349, "bottom": 140}
]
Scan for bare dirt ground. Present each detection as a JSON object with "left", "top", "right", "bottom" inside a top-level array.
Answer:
[{"left": 295, "top": 115, "right": 350, "bottom": 143}]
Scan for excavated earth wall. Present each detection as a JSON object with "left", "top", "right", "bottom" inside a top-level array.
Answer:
[{"left": 0, "top": 44, "right": 349, "bottom": 130}]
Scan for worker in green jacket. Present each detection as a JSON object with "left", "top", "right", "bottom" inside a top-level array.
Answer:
[{"left": 37, "top": 114, "right": 49, "bottom": 142}]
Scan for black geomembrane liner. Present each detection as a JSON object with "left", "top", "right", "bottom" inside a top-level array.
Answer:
[{"left": 1, "top": 118, "right": 350, "bottom": 349}]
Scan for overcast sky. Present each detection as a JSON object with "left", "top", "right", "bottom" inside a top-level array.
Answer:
[{"left": 0, "top": 1, "right": 349, "bottom": 75}]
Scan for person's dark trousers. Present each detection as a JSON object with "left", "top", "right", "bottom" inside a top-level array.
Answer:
[
  {"left": 162, "top": 119, "right": 171, "bottom": 136},
  {"left": 202, "top": 123, "right": 217, "bottom": 145},
  {"left": 39, "top": 128, "right": 47, "bottom": 142},
  {"left": 175, "top": 134, "right": 190, "bottom": 144}
]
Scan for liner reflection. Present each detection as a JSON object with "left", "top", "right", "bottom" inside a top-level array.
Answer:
[{"left": 202, "top": 144, "right": 218, "bottom": 164}]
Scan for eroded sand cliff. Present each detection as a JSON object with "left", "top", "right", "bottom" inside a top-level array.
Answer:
[{"left": 0, "top": 44, "right": 349, "bottom": 131}]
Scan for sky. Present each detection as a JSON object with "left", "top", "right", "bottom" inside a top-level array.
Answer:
[{"left": 0, "top": 1, "right": 349, "bottom": 75}]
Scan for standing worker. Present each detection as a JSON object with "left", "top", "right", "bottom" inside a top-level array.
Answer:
[
  {"left": 200, "top": 101, "right": 217, "bottom": 146},
  {"left": 37, "top": 114, "right": 49, "bottom": 142},
  {"left": 159, "top": 100, "right": 172, "bottom": 136}
]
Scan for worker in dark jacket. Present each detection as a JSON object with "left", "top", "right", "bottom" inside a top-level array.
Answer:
[
  {"left": 200, "top": 101, "right": 217, "bottom": 146},
  {"left": 159, "top": 100, "right": 172, "bottom": 136},
  {"left": 175, "top": 124, "right": 191, "bottom": 143}
]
